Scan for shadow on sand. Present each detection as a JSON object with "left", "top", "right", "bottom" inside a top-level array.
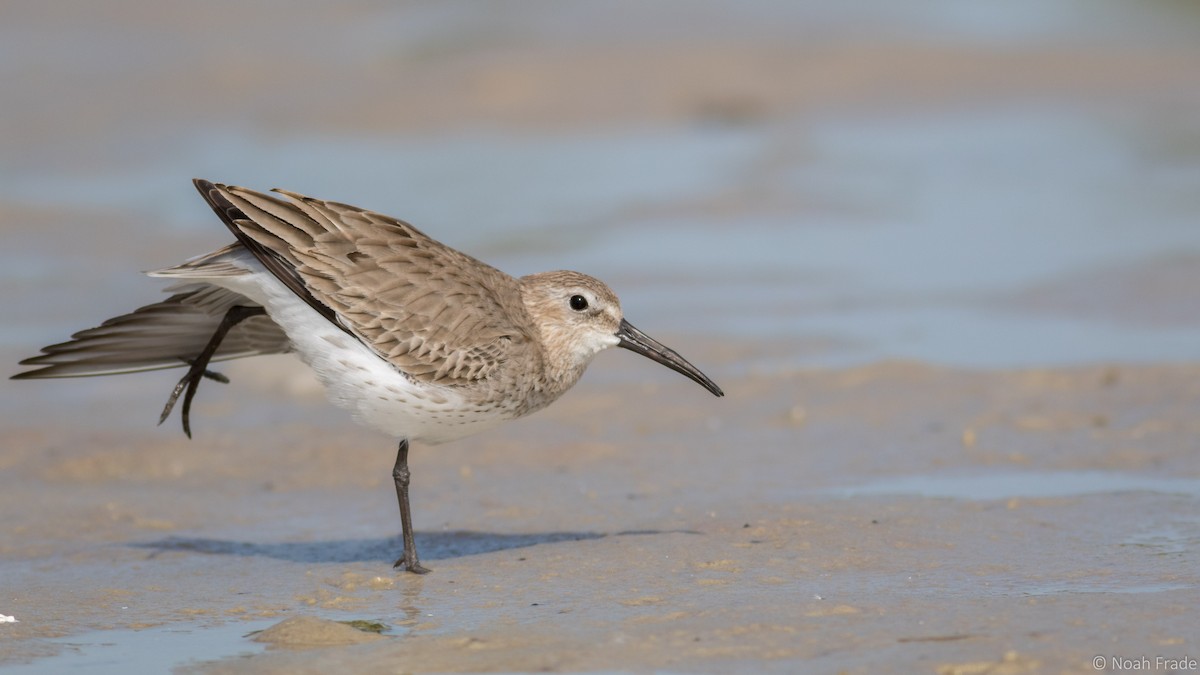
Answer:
[{"left": 130, "top": 529, "right": 698, "bottom": 564}]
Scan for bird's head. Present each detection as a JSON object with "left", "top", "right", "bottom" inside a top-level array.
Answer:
[{"left": 519, "top": 270, "right": 723, "bottom": 397}]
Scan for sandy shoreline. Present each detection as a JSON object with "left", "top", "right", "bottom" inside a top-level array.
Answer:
[{"left": 2, "top": 359, "right": 1198, "bottom": 673}]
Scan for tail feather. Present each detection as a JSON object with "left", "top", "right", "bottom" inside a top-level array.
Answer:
[{"left": 12, "top": 284, "right": 290, "bottom": 379}]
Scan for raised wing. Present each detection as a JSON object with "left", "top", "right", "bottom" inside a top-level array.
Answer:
[{"left": 191, "top": 179, "right": 534, "bottom": 386}]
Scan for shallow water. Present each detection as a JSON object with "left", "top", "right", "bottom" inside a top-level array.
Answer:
[
  {"left": 825, "top": 470, "right": 1200, "bottom": 500},
  {"left": 1, "top": 622, "right": 273, "bottom": 675},
  {"left": 5, "top": 109, "right": 1200, "bottom": 368}
]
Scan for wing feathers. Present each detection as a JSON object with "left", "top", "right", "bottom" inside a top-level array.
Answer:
[
  {"left": 13, "top": 285, "right": 290, "bottom": 379},
  {"left": 194, "top": 180, "right": 537, "bottom": 388}
]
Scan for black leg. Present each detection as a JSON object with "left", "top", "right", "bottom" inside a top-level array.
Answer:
[
  {"left": 159, "top": 305, "right": 266, "bottom": 438},
  {"left": 392, "top": 439, "right": 430, "bottom": 574}
]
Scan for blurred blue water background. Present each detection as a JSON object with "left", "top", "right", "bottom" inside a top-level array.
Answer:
[{"left": 3, "top": 0, "right": 1200, "bottom": 369}]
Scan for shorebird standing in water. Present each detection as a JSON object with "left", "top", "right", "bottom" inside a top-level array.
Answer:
[{"left": 13, "top": 179, "right": 724, "bottom": 573}]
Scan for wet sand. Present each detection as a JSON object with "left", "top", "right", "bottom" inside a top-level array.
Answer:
[
  {"left": 3, "top": 359, "right": 1199, "bottom": 673},
  {"left": 3, "top": 1, "right": 1200, "bottom": 673}
]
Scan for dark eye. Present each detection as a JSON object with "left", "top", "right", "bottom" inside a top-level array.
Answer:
[{"left": 569, "top": 294, "right": 589, "bottom": 311}]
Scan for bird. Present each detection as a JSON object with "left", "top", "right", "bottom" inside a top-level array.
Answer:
[{"left": 13, "top": 179, "right": 724, "bottom": 573}]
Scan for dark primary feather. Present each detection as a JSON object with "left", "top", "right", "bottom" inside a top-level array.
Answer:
[
  {"left": 13, "top": 284, "right": 290, "bottom": 379},
  {"left": 192, "top": 179, "right": 346, "bottom": 336}
]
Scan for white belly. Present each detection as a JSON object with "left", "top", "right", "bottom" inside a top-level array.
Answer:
[{"left": 200, "top": 253, "right": 511, "bottom": 444}]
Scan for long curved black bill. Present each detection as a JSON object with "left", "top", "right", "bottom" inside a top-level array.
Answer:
[{"left": 616, "top": 319, "right": 724, "bottom": 397}]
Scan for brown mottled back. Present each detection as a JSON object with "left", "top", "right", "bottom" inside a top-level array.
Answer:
[{"left": 197, "top": 182, "right": 539, "bottom": 388}]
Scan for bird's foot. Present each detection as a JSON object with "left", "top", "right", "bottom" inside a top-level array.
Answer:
[{"left": 393, "top": 554, "right": 431, "bottom": 575}]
